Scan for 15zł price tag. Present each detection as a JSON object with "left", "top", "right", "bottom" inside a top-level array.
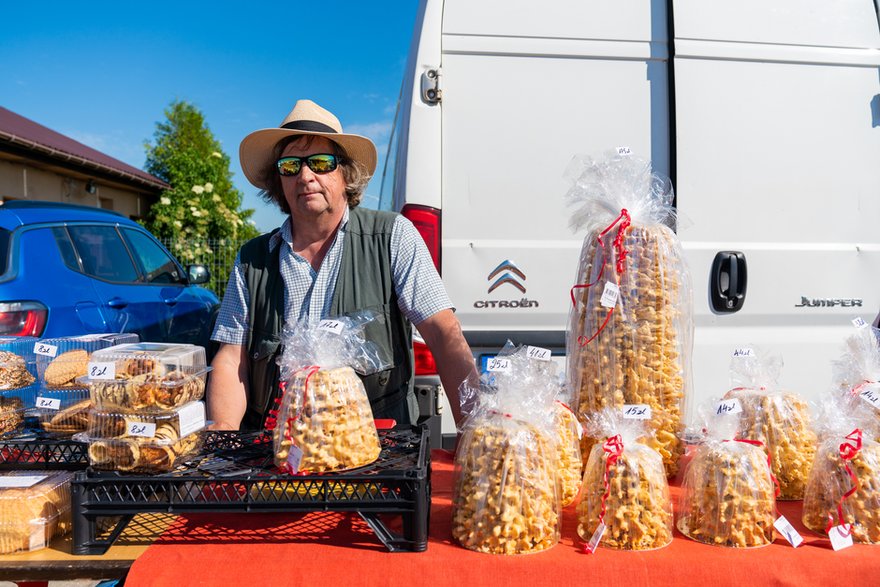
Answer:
[{"left": 622, "top": 404, "right": 651, "bottom": 420}]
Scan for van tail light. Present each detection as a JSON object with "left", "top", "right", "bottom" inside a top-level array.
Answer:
[
  {"left": 413, "top": 339, "right": 438, "bottom": 376},
  {"left": 401, "top": 204, "right": 441, "bottom": 274},
  {"left": 0, "top": 302, "right": 48, "bottom": 336}
]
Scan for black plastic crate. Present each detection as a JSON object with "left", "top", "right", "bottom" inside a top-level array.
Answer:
[
  {"left": 72, "top": 426, "right": 431, "bottom": 554},
  {"left": 0, "top": 426, "right": 89, "bottom": 470}
]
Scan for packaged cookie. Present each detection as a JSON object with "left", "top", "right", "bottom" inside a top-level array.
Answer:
[
  {"left": 829, "top": 325, "right": 880, "bottom": 439},
  {"left": 0, "top": 471, "right": 73, "bottom": 554},
  {"left": 577, "top": 410, "right": 673, "bottom": 551},
  {"left": 82, "top": 401, "right": 206, "bottom": 473},
  {"left": 677, "top": 412, "right": 777, "bottom": 548},
  {"left": 802, "top": 397, "right": 880, "bottom": 544},
  {"left": 271, "top": 314, "right": 390, "bottom": 473},
  {"left": 35, "top": 333, "right": 139, "bottom": 389},
  {"left": 81, "top": 342, "right": 208, "bottom": 411},
  {"left": 722, "top": 348, "right": 817, "bottom": 499},
  {"left": 565, "top": 152, "right": 693, "bottom": 478},
  {"left": 0, "top": 336, "right": 38, "bottom": 392},
  {"left": 452, "top": 344, "right": 561, "bottom": 554}
]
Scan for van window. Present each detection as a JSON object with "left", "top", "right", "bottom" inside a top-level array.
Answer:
[
  {"left": 68, "top": 225, "right": 139, "bottom": 283},
  {"left": 122, "top": 228, "right": 185, "bottom": 285}
]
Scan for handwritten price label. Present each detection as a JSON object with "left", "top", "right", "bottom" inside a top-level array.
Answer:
[
  {"left": 616, "top": 146, "right": 632, "bottom": 156},
  {"left": 599, "top": 282, "right": 620, "bottom": 309},
  {"left": 732, "top": 348, "right": 754, "bottom": 357},
  {"left": 87, "top": 362, "right": 116, "bottom": 380},
  {"left": 829, "top": 525, "right": 854, "bottom": 551},
  {"left": 622, "top": 404, "right": 651, "bottom": 419},
  {"left": 773, "top": 515, "right": 803, "bottom": 548},
  {"left": 852, "top": 316, "right": 868, "bottom": 329},
  {"left": 526, "top": 346, "right": 552, "bottom": 361},
  {"left": 859, "top": 384, "right": 880, "bottom": 410},
  {"left": 34, "top": 343, "right": 58, "bottom": 357},
  {"left": 716, "top": 398, "right": 743, "bottom": 416},
  {"left": 125, "top": 421, "right": 156, "bottom": 438},
  {"left": 36, "top": 397, "right": 61, "bottom": 411},
  {"left": 486, "top": 357, "right": 511, "bottom": 373},
  {"left": 318, "top": 319, "right": 344, "bottom": 335}
]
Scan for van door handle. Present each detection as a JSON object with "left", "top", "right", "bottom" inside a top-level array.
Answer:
[
  {"left": 107, "top": 297, "right": 129, "bottom": 309},
  {"left": 710, "top": 251, "right": 747, "bottom": 313}
]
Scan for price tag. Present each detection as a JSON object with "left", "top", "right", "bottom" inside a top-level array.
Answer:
[
  {"left": 732, "top": 348, "right": 754, "bottom": 357},
  {"left": 584, "top": 521, "right": 606, "bottom": 553},
  {"left": 486, "top": 357, "right": 511, "bottom": 373},
  {"left": 859, "top": 384, "right": 880, "bottom": 410},
  {"left": 828, "top": 525, "right": 854, "bottom": 551},
  {"left": 526, "top": 346, "right": 552, "bottom": 362},
  {"left": 88, "top": 362, "right": 116, "bottom": 380},
  {"left": 318, "top": 319, "right": 344, "bottom": 335},
  {"left": 852, "top": 316, "right": 868, "bottom": 329},
  {"left": 716, "top": 398, "right": 743, "bottom": 416},
  {"left": 287, "top": 444, "right": 304, "bottom": 473},
  {"left": 773, "top": 515, "right": 803, "bottom": 548},
  {"left": 178, "top": 401, "right": 207, "bottom": 437},
  {"left": 0, "top": 475, "right": 48, "bottom": 488},
  {"left": 33, "top": 342, "right": 58, "bottom": 357},
  {"left": 29, "top": 520, "right": 46, "bottom": 551},
  {"left": 622, "top": 404, "right": 651, "bottom": 419},
  {"left": 615, "top": 146, "right": 632, "bottom": 156},
  {"left": 36, "top": 397, "right": 61, "bottom": 411},
  {"left": 126, "top": 421, "right": 156, "bottom": 438},
  {"left": 599, "top": 282, "right": 620, "bottom": 308}
]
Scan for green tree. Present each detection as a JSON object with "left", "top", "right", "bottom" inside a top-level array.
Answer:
[{"left": 143, "top": 100, "right": 260, "bottom": 261}]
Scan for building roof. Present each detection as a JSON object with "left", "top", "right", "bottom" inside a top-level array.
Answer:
[{"left": 0, "top": 106, "right": 169, "bottom": 192}]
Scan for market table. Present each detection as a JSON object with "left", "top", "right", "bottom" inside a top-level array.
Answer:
[{"left": 123, "top": 450, "right": 880, "bottom": 586}]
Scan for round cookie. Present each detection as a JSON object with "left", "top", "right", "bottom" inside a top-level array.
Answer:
[{"left": 44, "top": 349, "right": 89, "bottom": 387}]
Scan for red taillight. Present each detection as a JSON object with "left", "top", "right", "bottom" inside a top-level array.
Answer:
[
  {"left": 401, "top": 204, "right": 441, "bottom": 274},
  {"left": 413, "top": 339, "right": 437, "bottom": 376},
  {"left": 0, "top": 302, "right": 48, "bottom": 336}
]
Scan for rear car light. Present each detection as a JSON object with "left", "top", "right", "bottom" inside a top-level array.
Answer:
[
  {"left": 413, "top": 339, "right": 438, "bottom": 376},
  {"left": 401, "top": 204, "right": 441, "bottom": 274},
  {"left": 0, "top": 301, "right": 48, "bottom": 336}
]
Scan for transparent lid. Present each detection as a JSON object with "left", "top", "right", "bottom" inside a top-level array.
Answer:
[
  {"left": 82, "top": 368, "right": 208, "bottom": 411},
  {"left": 0, "top": 396, "right": 26, "bottom": 437},
  {"left": 0, "top": 337, "right": 37, "bottom": 391},
  {"left": 85, "top": 343, "right": 207, "bottom": 381},
  {"left": 0, "top": 471, "right": 73, "bottom": 507},
  {"left": 35, "top": 333, "right": 140, "bottom": 387},
  {"left": 85, "top": 401, "right": 207, "bottom": 443},
  {"left": 0, "top": 336, "right": 39, "bottom": 358},
  {"left": 38, "top": 396, "right": 91, "bottom": 437},
  {"left": 86, "top": 430, "right": 203, "bottom": 473}
]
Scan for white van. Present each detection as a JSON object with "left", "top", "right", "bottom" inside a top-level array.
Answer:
[{"left": 378, "top": 0, "right": 880, "bottom": 447}]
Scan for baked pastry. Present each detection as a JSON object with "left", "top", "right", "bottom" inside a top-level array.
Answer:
[
  {"left": 0, "top": 351, "right": 35, "bottom": 390},
  {"left": 452, "top": 421, "right": 560, "bottom": 554},
  {"left": 273, "top": 366, "right": 381, "bottom": 473},
  {"left": 89, "top": 369, "right": 205, "bottom": 410},
  {"left": 0, "top": 397, "right": 24, "bottom": 437},
  {"left": 570, "top": 224, "right": 690, "bottom": 477},
  {"left": 41, "top": 400, "right": 91, "bottom": 436},
  {"left": 677, "top": 440, "right": 776, "bottom": 547},
  {"left": 724, "top": 388, "right": 817, "bottom": 499},
  {"left": 577, "top": 440, "right": 673, "bottom": 550},
  {"left": 554, "top": 402, "right": 583, "bottom": 506},
  {"left": 0, "top": 472, "right": 72, "bottom": 554},
  {"left": 43, "top": 349, "right": 90, "bottom": 388}
]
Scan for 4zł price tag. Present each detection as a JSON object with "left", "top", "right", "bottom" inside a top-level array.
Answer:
[
  {"left": 526, "top": 346, "right": 551, "bottom": 361},
  {"left": 716, "top": 398, "right": 743, "bottom": 416},
  {"left": 622, "top": 404, "right": 651, "bottom": 419},
  {"left": 318, "top": 319, "right": 344, "bottom": 335},
  {"left": 829, "top": 525, "right": 854, "bottom": 551},
  {"left": 600, "top": 282, "right": 620, "bottom": 308},
  {"left": 486, "top": 357, "right": 510, "bottom": 373},
  {"left": 773, "top": 515, "right": 803, "bottom": 548},
  {"left": 33, "top": 343, "right": 58, "bottom": 357}
]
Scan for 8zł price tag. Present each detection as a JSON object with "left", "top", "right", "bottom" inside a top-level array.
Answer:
[
  {"left": 88, "top": 362, "right": 116, "bottom": 380},
  {"left": 34, "top": 343, "right": 58, "bottom": 357},
  {"left": 36, "top": 397, "right": 61, "bottom": 411}
]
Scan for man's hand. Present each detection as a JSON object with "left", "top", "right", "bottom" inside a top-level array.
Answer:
[
  {"left": 206, "top": 343, "right": 249, "bottom": 430},
  {"left": 416, "top": 309, "right": 478, "bottom": 426}
]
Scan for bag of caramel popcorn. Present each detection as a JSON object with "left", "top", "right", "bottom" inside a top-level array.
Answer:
[
  {"left": 577, "top": 409, "right": 673, "bottom": 551},
  {"left": 802, "top": 395, "right": 880, "bottom": 544},
  {"left": 554, "top": 390, "right": 584, "bottom": 508},
  {"left": 271, "top": 313, "right": 390, "bottom": 473},
  {"left": 451, "top": 344, "right": 562, "bottom": 554},
  {"left": 829, "top": 325, "right": 880, "bottom": 439},
  {"left": 565, "top": 151, "right": 693, "bottom": 478},
  {"left": 677, "top": 409, "right": 777, "bottom": 548},
  {"left": 721, "top": 347, "right": 817, "bottom": 499}
]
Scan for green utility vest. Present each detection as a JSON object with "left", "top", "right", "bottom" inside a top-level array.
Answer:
[{"left": 237, "top": 207, "right": 414, "bottom": 431}]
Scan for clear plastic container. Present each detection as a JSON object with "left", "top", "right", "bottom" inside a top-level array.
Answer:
[
  {"left": 0, "top": 471, "right": 73, "bottom": 554},
  {"left": 0, "top": 396, "right": 26, "bottom": 438},
  {"left": 83, "top": 401, "right": 206, "bottom": 472},
  {"left": 0, "top": 336, "right": 38, "bottom": 392},
  {"left": 81, "top": 343, "right": 208, "bottom": 411},
  {"left": 35, "top": 389, "right": 91, "bottom": 437},
  {"left": 35, "top": 333, "right": 139, "bottom": 390}
]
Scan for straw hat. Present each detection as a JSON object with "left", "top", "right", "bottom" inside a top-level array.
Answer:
[{"left": 239, "top": 100, "right": 377, "bottom": 189}]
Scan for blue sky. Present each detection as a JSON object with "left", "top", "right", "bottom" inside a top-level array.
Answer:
[{"left": 1, "top": 2, "right": 420, "bottom": 232}]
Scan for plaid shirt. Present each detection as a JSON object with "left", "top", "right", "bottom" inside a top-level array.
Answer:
[{"left": 212, "top": 209, "right": 453, "bottom": 345}]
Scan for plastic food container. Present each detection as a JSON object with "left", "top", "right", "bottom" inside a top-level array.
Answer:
[
  {"left": 0, "top": 396, "right": 26, "bottom": 438},
  {"left": 35, "top": 389, "right": 91, "bottom": 437},
  {"left": 80, "top": 343, "right": 209, "bottom": 411},
  {"left": 83, "top": 401, "right": 207, "bottom": 472},
  {"left": 35, "top": 333, "right": 139, "bottom": 390},
  {"left": 0, "top": 336, "right": 38, "bottom": 392},
  {"left": 0, "top": 471, "right": 73, "bottom": 554}
]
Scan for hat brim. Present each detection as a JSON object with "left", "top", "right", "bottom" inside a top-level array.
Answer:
[{"left": 239, "top": 128, "right": 378, "bottom": 190}]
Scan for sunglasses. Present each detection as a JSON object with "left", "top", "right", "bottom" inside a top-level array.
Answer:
[{"left": 276, "top": 153, "right": 339, "bottom": 176}]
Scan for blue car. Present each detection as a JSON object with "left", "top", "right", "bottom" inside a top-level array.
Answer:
[{"left": 0, "top": 201, "right": 219, "bottom": 348}]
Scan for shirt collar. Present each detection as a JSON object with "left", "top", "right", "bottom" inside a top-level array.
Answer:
[{"left": 268, "top": 207, "right": 350, "bottom": 253}]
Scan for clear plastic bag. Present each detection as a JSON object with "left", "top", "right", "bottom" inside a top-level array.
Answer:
[
  {"left": 271, "top": 314, "right": 388, "bottom": 473},
  {"left": 677, "top": 410, "right": 777, "bottom": 548},
  {"left": 565, "top": 151, "right": 693, "bottom": 477},
  {"left": 830, "top": 325, "right": 880, "bottom": 439},
  {"left": 577, "top": 409, "right": 673, "bottom": 551},
  {"left": 802, "top": 396, "right": 880, "bottom": 544},
  {"left": 554, "top": 397, "right": 583, "bottom": 507},
  {"left": 722, "top": 348, "right": 817, "bottom": 499},
  {"left": 452, "top": 344, "right": 561, "bottom": 554}
]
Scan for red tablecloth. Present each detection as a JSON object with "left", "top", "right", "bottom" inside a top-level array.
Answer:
[{"left": 127, "top": 450, "right": 879, "bottom": 586}]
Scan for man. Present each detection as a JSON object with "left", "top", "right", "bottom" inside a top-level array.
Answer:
[{"left": 207, "top": 100, "right": 476, "bottom": 431}]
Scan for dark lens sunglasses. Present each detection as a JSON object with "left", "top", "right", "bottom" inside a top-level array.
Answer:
[{"left": 276, "top": 153, "right": 339, "bottom": 176}]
